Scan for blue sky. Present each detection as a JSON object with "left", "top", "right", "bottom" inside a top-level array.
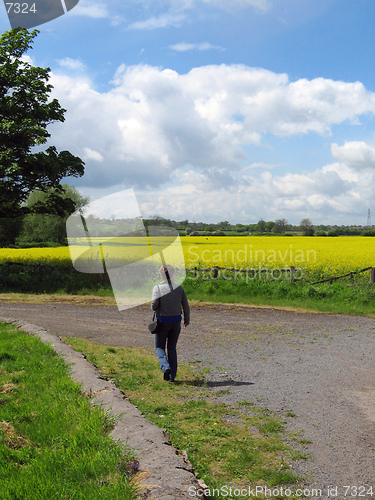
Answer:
[{"left": 2, "top": 0, "right": 375, "bottom": 225}]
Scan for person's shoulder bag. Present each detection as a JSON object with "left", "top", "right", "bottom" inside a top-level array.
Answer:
[{"left": 148, "top": 311, "right": 159, "bottom": 334}]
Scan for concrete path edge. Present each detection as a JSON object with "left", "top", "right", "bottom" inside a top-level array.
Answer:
[{"left": 0, "top": 316, "right": 207, "bottom": 500}]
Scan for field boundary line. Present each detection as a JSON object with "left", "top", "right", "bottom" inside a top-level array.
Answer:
[{"left": 187, "top": 265, "right": 375, "bottom": 284}]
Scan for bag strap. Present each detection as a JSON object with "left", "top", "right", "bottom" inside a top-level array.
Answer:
[
  {"left": 153, "top": 285, "right": 161, "bottom": 320},
  {"left": 163, "top": 266, "right": 173, "bottom": 292},
  {"left": 166, "top": 271, "right": 173, "bottom": 292}
]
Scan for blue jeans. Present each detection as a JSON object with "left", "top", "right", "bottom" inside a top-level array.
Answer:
[{"left": 154, "top": 322, "right": 181, "bottom": 381}]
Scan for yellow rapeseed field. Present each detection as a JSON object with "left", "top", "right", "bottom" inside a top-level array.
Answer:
[
  {"left": 0, "top": 246, "right": 72, "bottom": 266},
  {"left": 1, "top": 236, "right": 375, "bottom": 279},
  {"left": 183, "top": 236, "right": 375, "bottom": 278}
]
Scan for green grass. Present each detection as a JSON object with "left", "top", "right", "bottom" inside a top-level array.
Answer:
[
  {"left": 2, "top": 263, "right": 375, "bottom": 316},
  {"left": 0, "top": 322, "right": 138, "bottom": 500},
  {"left": 64, "top": 338, "right": 308, "bottom": 499},
  {"left": 183, "top": 272, "right": 375, "bottom": 316}
]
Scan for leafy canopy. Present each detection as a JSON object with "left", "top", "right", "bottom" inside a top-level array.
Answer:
[{"left": 0, "top": 27, "right": 84, "bottom": 218}]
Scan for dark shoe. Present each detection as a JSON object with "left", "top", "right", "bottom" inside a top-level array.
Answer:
[{"left": 163, "top": 369, "right": 171, "bottom": 381}]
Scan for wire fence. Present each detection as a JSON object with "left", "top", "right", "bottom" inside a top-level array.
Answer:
[
  {"left": 308, "top": 266, "right": 374, "bottom": 285},
  {"left": 186, "top": 266, "right": 375, "bottom": 284},
  {"left": 2, "top": 262, "right": 375, "bottom": 285}
]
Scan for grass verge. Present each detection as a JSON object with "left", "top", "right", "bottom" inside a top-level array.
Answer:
[
  {"left": 183, "top": 273, "right": 375, "bottom": 316},
  {"left": 0, "top": 322, "right": 138, "bottom": 500},
  {"left": 2, "top": 268, "right": 375, "bottom": 316},
  {"left": 64, "top": 337, "right": 309, "bottom": 499}
]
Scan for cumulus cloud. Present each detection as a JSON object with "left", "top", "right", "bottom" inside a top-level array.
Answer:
[
  {"left": 331, "top": 141, "right": 375, "bottom": 170},
  {"left": 137, "top": 160, "right": 372, "bottom": 224},
  {"left": 48, "top": 63, "right": 375, "bottom": 223},
  {"left": 50, "top": 64, "right": 375, "bottom": 184}
]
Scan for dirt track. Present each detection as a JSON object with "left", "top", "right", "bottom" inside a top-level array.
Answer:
[{"left": 1, "top": 297, "right": 375, "bottom": 498}]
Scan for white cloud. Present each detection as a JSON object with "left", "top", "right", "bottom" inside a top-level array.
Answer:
[
  {"left": 57, "top": 57, "right": 86, "bottom": 71},
  {"left": 322, "top": 163, "right": 359, "bottom": 183},
  {"left": 169, "top": 41, "right": 224, "bottom": 52},
  {"left": 128, "top": 0, "right": 269, "bottom": 30},
  {"left": 48, "top": 64, "right": 375, "bottom": 223},
  {"left": 137, "top": 159, "right": 371, "bottom": 224},
  {"left": 331, "top": 141, "right": 375, "bottom": 170},
  {"left": 20, "top": 55, "right": 34, "bottom": 65},
  {"left": 82, "top": 147, "right": 104, "bottom": 162},
  {"left": 50, "top": 64, "right": 375, "bottom": 181},
  {"left": 201, "top": 0, "right": 270, "bottom": 12},
  {"left": 68, "top": 0, "right": 124, "bottom": 24},
  {"left": 245, "top": 162, "right": 283, "bottom": 170},
  {"left": 128, "top": 13, "right": 186, "bottom": 30},
  {"left": 69, "top": 0, "right": 109, "bottom": 18}
]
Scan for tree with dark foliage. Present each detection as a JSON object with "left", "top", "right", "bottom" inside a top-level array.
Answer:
[
  {"left": 300, "top": 218, "right": 314, "bottom": 236},
  {"left": 0, "top": 28, "right": 84, "bottom": 242}
]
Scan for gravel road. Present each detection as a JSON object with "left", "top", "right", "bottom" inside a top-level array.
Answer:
[{"left": 1, "top": 298, "right": 374, "bottom": 498}]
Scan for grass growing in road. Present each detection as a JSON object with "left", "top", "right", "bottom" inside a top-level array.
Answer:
[
  {"left": 65, "top": 338, "right": 307, "bottom": 498},
  {"left": 0, "top": 322, "right": 138, "bottom": 500}
]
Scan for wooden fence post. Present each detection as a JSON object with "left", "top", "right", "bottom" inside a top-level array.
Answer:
[{"left": 370, "top": 267, "right": 375, "bottom": 284}]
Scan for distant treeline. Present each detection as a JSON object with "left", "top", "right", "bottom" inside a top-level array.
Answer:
[
  {"left": 144, "top": 216, "right": 375, "bottom": 237},
  {"left": 3, "top": 210, "right": 375, "bottom": 249}
]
